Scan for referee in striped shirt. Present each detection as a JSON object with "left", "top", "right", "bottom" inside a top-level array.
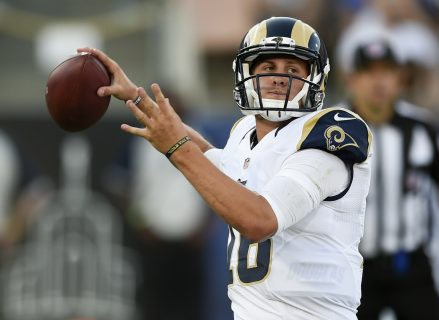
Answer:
[{"left": 340, "top": 40, "right": 439, "bottom": 319}]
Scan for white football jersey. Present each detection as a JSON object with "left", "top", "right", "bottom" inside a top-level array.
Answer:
[{"left": 209, "top": 107, "right": 372, "bottom": 320}]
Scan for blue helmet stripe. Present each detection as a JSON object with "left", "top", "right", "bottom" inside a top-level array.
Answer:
[{"left": 266, "top": 17, "right": 296, "bottom": 38}]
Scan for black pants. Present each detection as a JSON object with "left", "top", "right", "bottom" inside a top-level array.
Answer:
[{"left": 358, "top": 248, "right": 439, "bottom": 320}]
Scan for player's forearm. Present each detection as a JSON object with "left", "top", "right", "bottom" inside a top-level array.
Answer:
[
  {"left": 183, "top": 124, "right": 214, "bottom": 153},
  {"left": 170, "top": 141, "right": 277, "bottom": 242}
]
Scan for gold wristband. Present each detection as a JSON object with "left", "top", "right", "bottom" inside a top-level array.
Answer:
[{"left": 165, "top": 136, "right": 191, "bottom": 159}]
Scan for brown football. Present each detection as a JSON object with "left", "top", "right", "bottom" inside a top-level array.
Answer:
[{"left": 45, "top": 53, "right": 111, "bottom": 132}]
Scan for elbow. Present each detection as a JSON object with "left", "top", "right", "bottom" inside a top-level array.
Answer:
[
  {"left": 243, "top": 232, "right": 271, "bottom": 243},
  {"left": 239, "top": 214, "right": 278, "bottom": 242}
]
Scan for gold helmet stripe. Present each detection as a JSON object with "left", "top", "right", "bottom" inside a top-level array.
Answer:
[
  {"left": 291, "top": 20, "right": 316, "bottom": 48},
  {"left": 248, "top": 20, "right": 267, "bottom": 46}
]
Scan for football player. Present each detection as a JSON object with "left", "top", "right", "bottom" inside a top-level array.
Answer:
[
  {"left": 338, "top": 38, "right": 439, "bottom": 319},
  {"left": 79, "top": 16, "right": 372, "bottom": 320}
]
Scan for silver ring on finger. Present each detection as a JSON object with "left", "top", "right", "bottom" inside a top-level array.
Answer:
[{"left": 133, "top": 96, "right": 142, "bottom": 106}]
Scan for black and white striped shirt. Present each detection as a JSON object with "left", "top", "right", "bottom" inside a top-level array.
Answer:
[{"left": 352, "top": 101, "right": 439, "bottom": 258}]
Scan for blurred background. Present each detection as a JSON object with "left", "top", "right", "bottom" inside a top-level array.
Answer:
[{"left": 0, "top": 0, "right": 438, "bottom": 320}]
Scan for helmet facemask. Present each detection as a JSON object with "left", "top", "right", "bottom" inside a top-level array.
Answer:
[{"left": 235, "top": 57, "right": 325, "bottom": 121}]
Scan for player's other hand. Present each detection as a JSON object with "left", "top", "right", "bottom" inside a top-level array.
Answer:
[
  {"left": 77, "top": 47, "right": 138, "bottom": 102},
  {"left": 122, "top": 84, "right": 189, "bottom": 156}
]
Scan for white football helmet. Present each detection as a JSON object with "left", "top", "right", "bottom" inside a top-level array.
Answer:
[{"left": 233, "top": 17, "right": 330, "bottom": 121}]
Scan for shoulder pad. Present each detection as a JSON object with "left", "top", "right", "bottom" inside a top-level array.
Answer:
[
  {"left": 230, "top": 116, "right": 246, "bottom": 134},
  {"left": 296, "top": 108, "right": 372, "bottom": 163},
  {"left": 230, "top": 116, "right": 254, "bottom": 134}
]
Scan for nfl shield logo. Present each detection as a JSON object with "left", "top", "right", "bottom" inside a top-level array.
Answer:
[{"left": 243, "top": 157, "right": 250, "bottom": 169}]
